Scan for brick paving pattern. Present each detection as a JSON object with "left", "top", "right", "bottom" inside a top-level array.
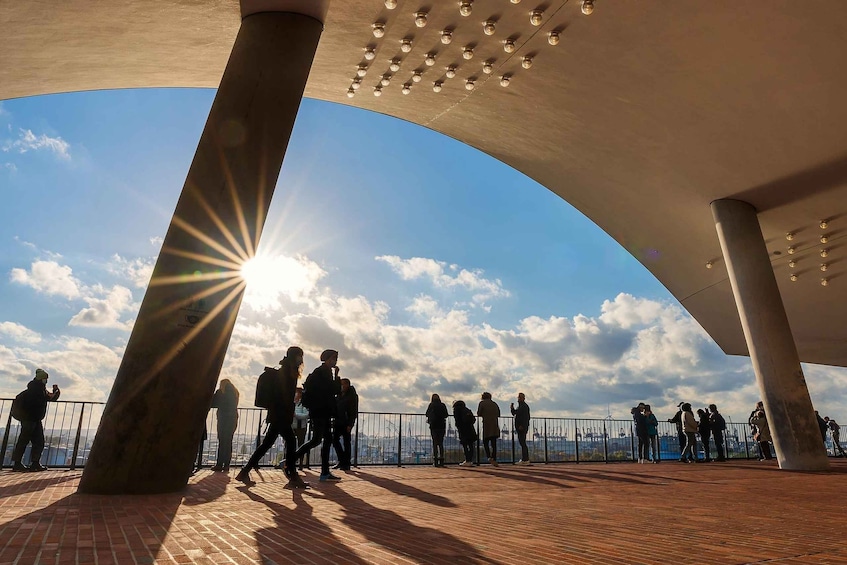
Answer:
[{"left": 2, "top": 460, "right": 847, "bottom": 564}]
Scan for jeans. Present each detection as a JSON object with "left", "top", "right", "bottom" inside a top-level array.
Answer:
[
  {"left": 332, "top": 424, "right": 352, "bottom": 469},
  {"left": 12, "top": 420, "right": 44, "bottom": 465},
  {"left": 701, "top": 433, "right": 711, "bottom": 460},
  {"left": 713, "top": 430, "right": 725, "bottom": 460},
  {"left": 430, "top": 428, "right": 445, "bottom": 463},
  {"left": 462, "top": 441, "right": 475, "bottom": 463},
  {"left": 245, "top": 420, "right": 297, "bottom": 476},
  {"left": 681, "top": 432, "right": 698, "bottom": 461},
  {"left": 216, "top": 417, "right": 237, "bottom": 470},
  {"left": 637, "top": 434, "right": 650, "bottom": 460},
  {"left": 483, "top": 437, "right": 498, "bottom": 461},
  {"left": 648, "top": 435, "right": 659, "bottom": 461},
  {"left": 295, "top": 416, "right": 332, "bottom": 475},
  {"left": 517, "top": 429, "right": 529, "bottom": 461}
]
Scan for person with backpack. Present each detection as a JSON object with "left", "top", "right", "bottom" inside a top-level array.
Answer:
[
  {"left": 426, "top": 393, "right": 449, "bottom": 467},
  {"left": 824, "top": 416, "right": 847, "bottom": 457},
  {"left": 236, "top": 346, "right": 308, "bottom": 488},
  {"left": 11, "top": 368, "right": 61, "bottom": 472},
  {"left": 331, "top": 378, "right": 358, "bottom": 471},
  {"left": 453, "top": 400, "right": 478, "bottom": 466},
  {"left": 294, "top": 349, "right": 342, "bottom": 482}
]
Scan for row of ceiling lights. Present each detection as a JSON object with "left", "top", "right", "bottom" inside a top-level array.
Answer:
[
  {"left": 705, "top": 219, "right": 835, "bottom": 286},
  {"left": 347, "top": 1, "right": 571, "bottom": 98}
]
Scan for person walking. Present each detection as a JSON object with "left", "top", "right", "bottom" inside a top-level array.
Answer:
[
  {"left": 679, "top": 403, "right": 699, "bottom": 463},
  {"left": 708, "top": 404, "right": 727, "bottom": 461},
  {"left": 332, "top": 378, "right": 358, "bottom": 471},
  {"left": 510, "top": 393, "right": 531, "bottom": 465},
  {"left": 11, "top": 368, "right": 61, "bottom": 472},
  {"left": 426, "top": 394, "right": 449, "bottom": 467},
  {"left": 697, "top": 408, "right": 712, "bottom": 462},
  {"left": 210, "top": 379, "right": 239, "bottom": 472},
  {"left": 453, "top": 400, "right": 478, "bottom": 466},
  {"left": 825, "top": 417, "right": 847, "bottom": 457},
  {"left": 644, "top": 404, "right": 660, "bottom": 463},
  {"left": 632, "top": 404, "right": 649, "bottom": 463},
  {"left": 477, "top": 392, "right": 501, "bottom": 466},
  {"left": 292, "top": 387, "right": 310, "bottom": 470},
  {"left": 294, "top": 349, "right": 342, "bottom": 482},
  {"left": 236, "top": 347, "right": 308, "bottom": 488}
]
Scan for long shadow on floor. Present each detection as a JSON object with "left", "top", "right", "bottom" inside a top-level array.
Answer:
[
  {"left": 346, "top": 468, "right": 456, "bottom": 507},
  {"left": 182, "top": 472, "right": 230, "bottom": 505},
  {"left": 240, "top": 485, "right": 370, "bottom": 564},
  {"left": 0, "top": 472, "right": 79, "bottom": 498},
  {"left": 324, "top": 482, "right": 502, "bottom": 564}
]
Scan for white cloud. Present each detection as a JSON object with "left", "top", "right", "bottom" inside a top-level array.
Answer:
[
  {"left": 376, "top": 255, "right": 510, "bottom": 305},
  {"left": 3, "top": 128, "right": 71, "bottom": 160},
  {"left": 107, "top": 254, "right": 155, "bottom": 288},
  {"left": 2, "top": 162, "right": 16, "bottom": 173},
  {"left": 10, "top": 260, "right": 82, "bottom": 298},
  {"left": 149, "top": 236, "right": 164, "bottom": 248},
  {"left": 0, "top": 321, "right": 42, "bottom": 344},
  {"left": 69, "top": 285, "right": 135, "bottom": 329}
]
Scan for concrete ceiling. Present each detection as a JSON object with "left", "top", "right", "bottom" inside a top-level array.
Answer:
[{"left": 4, "top": 0, "right": 847, "bottom": 366}]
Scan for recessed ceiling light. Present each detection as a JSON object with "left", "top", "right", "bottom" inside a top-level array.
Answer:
[
  {"left": 482, "top": 61, "right": 493, "bottom": 74},
  {"left": 503, "top": 39, "right": 516, "bottom": 53},
  {"left": 465, "top": 80, "right": 475, "bottom": 90},
  {"left": 821, "top": 278, "right": 829, "bottom": 286},
  {"left": 463, "top": 47, "right": 474, "bottom": 60},
  {"left": 821, "top": 249, "right": 829, "bottom": 258},
  {"left": 499, "top": 75, "right": 510, "bottom": 87},
  {"left": 346, "top": 88, "right": 355, "bottom": 98},
  {"left": 582, "top": 0, "right": 595, "bottom": 15},
  {"left": 521, "top": 56, "right": 533, "bottom": 69},
  {"left": 433, "top": 81, "right": 443, "bottom": 93},
  {"left": 380, "top": 75, "right": 391, "bottom": 86},
  {"left": 785, "top": 232, "right": 794, "bottom": 241},
  {"left": 484, "top": 21, "right": 496, "bottom": 35},
  {"left": 402, "top": 84, "right": 411, "bottom": 94},
  {"left": 441, "top": 30, "right": 453, "bottom": 44},
  {"left": 364, "top": 48, "right": 376, "bottom": 61},
  {"left": 445, "top": 66, "right": 457, "bottom": 79},
  {"left": 415, "top": 12, "right": 428, "bottom": 27},
  {"left": 400, "top": 39, "right": 413, "bottom": 53},
  {"left": 425, "top": 53, "right": 436, "bottom": 66},
  {"left": 412, "top": 71, "right": 422, "bottom": 83},
  {"left": 351, "top": 79, "right": 361, "bottom": 90},
  {"left": 548, "top": 31, "right": 560, "bottom": 45},
  {"left": 459, "top": 1, "right": 473, "bottom": 17},
  {"left": 374, "top": 87, "right": 382, "bottom": 96},
  {"left": 357, "top": 65, "right": 368, "bottom": 77},
  {"left": 389, "top": 59, "right": 401, "bottom": 72},
  {"left": 530, "top": 10, "right": 543, "bottom": 26},
  {"left": 385, "top": 0, "right": 398, "bottom": 8},
  {"left": 372, "top": 23, "right": 386, "bottom": 38}
]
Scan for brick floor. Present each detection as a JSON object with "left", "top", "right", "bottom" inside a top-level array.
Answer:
[{"left": 2, "top": 460, "right": 847, "bottom": 564}]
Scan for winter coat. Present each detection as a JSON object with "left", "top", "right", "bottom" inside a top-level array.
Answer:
[
  {"left": 426, "top": 400, "right": 449, "bottom": 431},
  {"left": 335, "top": 386, "right": 359, "bottom": 429},
  {"left": 302, "top": 364, "right": 341, "bottom": 419},
  {"left": 211, "top": 387, "right": 239, "bottom": 429},
  {"left": 646, "top": 414, "right": 659, "bottom": 437},
  {"left": 21, "top": 378, "right": 59, "bottom": 421},
  {"left": 751, "top": 415, "right": 771, "bottom": 442},
  {"left": 453, "top": 403, "right": 478, "bottom": 445},
  {"left": 633, "top": 411, "right": 649, "bottom": 437},
  {"left": 682, "top": 410, "right": 698, "bottom": 433},
  {"left": 511, "top": 401, "right": 531, "bottom": 432},
  {"left": 477, "top": 399, "right": 501, "bottom": 439},
  {"left": 710, "top": 412, "right": 727, "bottom": 432}
]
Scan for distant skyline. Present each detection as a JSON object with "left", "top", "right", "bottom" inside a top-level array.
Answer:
[{"left": 2, "top": 90, "right": 846, "bottom": 423}]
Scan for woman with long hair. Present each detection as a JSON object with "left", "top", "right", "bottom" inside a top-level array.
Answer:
[
  {"left": 211, "top": 379, "right": 239, "bottom": 472},
  {"left": 425, "top": 394, "right": 449, "bottom": 467}
]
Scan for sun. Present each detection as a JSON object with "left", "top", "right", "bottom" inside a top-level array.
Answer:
[{"left": 239, "top": 253, "right": 322, "bottom": 309}]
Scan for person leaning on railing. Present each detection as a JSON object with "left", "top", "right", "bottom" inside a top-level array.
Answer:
[
  {"left": 510, "top": 393, "right": 531, "bottom": 465},
  {"left": 12, "top": 368, "right": 61, "bottom": 472}
]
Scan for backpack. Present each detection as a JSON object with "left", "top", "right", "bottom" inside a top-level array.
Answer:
[
  {"left": 254, "top": 367, "right": 279, "bottom": 409},
  {"left": 10, "top": 389, "right": 29, "bottom": 421},
  {"left": 300, "top": 372, "right": 315, "bottom": 410}
]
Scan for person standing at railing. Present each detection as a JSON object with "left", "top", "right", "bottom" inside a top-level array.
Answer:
[
  {"left": 750, "top": 409, "right": 773, "bottom": 461},
  {"left": 294, "top": 349, "right": 342, "bottom": 482},
  {"left": 477, "top": 392, "right": 501, "bottom": 466},
  {"left": 11, "top": 368, "right": 60, "bottom": 472},
  {"left": 815, "top": 411, "right": 829, "bottom": 446},
  {"left": 236, "top": 346, "right": 309, "bottom": 488},
  {"left": 210, "top": 379, "right": 239, "bottom": 472},
  {"left": 668, "top": 402, "right": 686, "bottom": 459},
  {"left": 332, "top": 378, "right": 358, "bottom": 471},
  {"left": 697, "top": 408, "right": 712, "bottom": 462},
  {"left": 453, "top": 400, "right": 478, "bottom": 466},
  {"left": 644, "top": 405, "right": 659, "bottom": 463},
  {"left": 632, "top": 404, "right": 649, "bottom": 463},
  {"left": 708, "top": 404, "right": 727, "bottom": 462},
  {"left": 679, "top": 403, "right": 700, "bottom": 463},
  {"left": 426, "top": 394, "right": 449, "bottom": 467},
  {"left": 511, "top": 393, "right": 531, "bottom": 465},
  {"left": 824, "top": 417, "right": 847, "bottom": 457}
]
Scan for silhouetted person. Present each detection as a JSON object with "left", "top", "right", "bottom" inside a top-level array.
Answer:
[
  {"left": 709, "top": 404, "right": 727, "bottom": 461},
  {"left": 426, "top": 394, "right": 449, "bottom": 467},
  {"left": 210, "top": 379, "right": 239, "bottom": 472},
  {"left": 292, "top": 387, "right": 310, "bottom": 470},
  {"left": 816, "top": 411, "right": 828, "bottom": 445},
  {"left": 668, "top": 402, "right": 686, "bottom": 457},
  {"left": 748, "top": 400, "right": 765, "bottom": 459},
  {"left": 477, "top": 392, "right": 501, "bottom": 465},
  {"left": 453, "top": 400, "right": 478, "bottom": 466},
  {"left": 12, "top": 368, "right": 60, "bottom": 472},
  {"left": 511, "top": 393, "right": 531, "bottom": 465},
  {"left": 632, "top": 404, "right": 649, "bottom": 463},
  {"left": 295, "top": 349, "right": 342, "bottom": 482},
  {"left": 825, "top": 417, "right": 847, "bottom": 457},
  {"left": 680, "top": 403, "right": 699, "bottom": 463},
  {"left": 236, "top": 347, "right": 308, "bottom": 488},
  {"left": 332, "top": 378, "right": 358, "bottom": 471},
  {"left": 697, "top": 408, "right": 712, "bottom": 462}
]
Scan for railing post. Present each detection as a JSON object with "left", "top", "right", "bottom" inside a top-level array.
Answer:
[
  {"left": 397, "top": 414, "right": 403, "bottom": 467},
  {"left": 575, "top": 422, "right": 580, "bottom": 463},
  {"left": 256, "top": 416, "right": 263, "bottom": 450},
  {"left": 511, "top": 420, "right": 516, "bottom": 464},
  {"left": 630, "top": 422, "right": 636, "bottom": 461},
  {"left": 353, "top": 417, "right": 359, "bottom": 468},
  {"left": 743, "top": 425, "right": 750, "bottom": 459},
  {"left": 0, "top": 411, "right": 12, "bottom": 470},
  {"left": 543, "top": 419, "right": 549, "bottom": 464},
  {"left": 70, "top": 403, "right": 86, "bottom": 470},
  {"left": 603, "top": 421, "right": 609, "bottom": 463}
]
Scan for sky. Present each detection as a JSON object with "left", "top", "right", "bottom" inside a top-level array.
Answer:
[{"left": 2, "top": 89, "right": 847, "bottom": 424}]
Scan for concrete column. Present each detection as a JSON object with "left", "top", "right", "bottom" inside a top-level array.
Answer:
[
  {"left": 711, "top": 199, "right": 829, "bottom": 471},
  {"left": 79, "top": 10, "right": 324, "bottom": 494}
]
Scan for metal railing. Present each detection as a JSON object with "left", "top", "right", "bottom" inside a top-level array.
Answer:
[{"left": 2, "top": 400, "right": 845, "bottom": 469}]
